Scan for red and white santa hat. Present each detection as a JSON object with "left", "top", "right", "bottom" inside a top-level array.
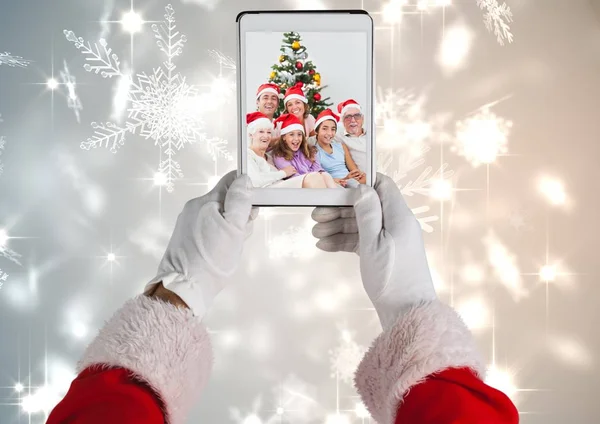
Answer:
[
  {"left": 246, "top": 111, "right": 274, "bottom": 133},
  {"left": 337, "top": 99, "right": 362, "bottom": 117},
  {"left": 283, "top": 82, "right": 308, "bottom": 105},
  {"left": 315, "top": 109, "right": 339, "bottom": 129},
  {"left": 273, "top": 113, "right": 305, "bottom": 136},
  {"left": 256, "top": 83, "right": 280, "bottom": 99}
]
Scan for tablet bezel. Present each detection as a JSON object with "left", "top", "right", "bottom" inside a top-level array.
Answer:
[{"left": 236, "top": 10, "right": 375, "bottom": 207}]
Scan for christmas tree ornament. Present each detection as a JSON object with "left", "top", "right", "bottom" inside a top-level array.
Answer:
[
  {"left": 270, "top": 71, "right": 276, "bottom": 79},
  {"left": 295, "top": 61, "right": 303, "bottom": 70},
  {"left": 314, "top": 73, "right": 321, "bottom": 82},
  {"left": 309, "top": 69, "right": 315, "bottom": 76},
  {"left": 292, "top": 41, "right": 301, "bottom": 50},
  {"left": 279, "top": 55, "right": 285, "bottom": 63},
  {"left": 313, "top": 93, "right": 321, "bottom": 101}
]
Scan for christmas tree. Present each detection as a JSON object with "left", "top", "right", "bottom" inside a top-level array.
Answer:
[{"left": 268, "top": 31, "right": 333, "bottom": 118}]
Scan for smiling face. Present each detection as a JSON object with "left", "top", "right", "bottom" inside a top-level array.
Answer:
[
  {"left": 286, "top": 99, "right": 306, "bottom": 119},
  {"left": 283, "top": 130, "right": 304, "bottom": 152},
  {"left": 316, "top": 120, "right": 337, "bottom": 145},
  {"left": 342, "top": 107, "right": 364, "bottom": 136},
  {"left": 250, "top": 127, "right": 272, "bottom": 154},
  {"left": 257, "top": 93, "right": 279, "bottom": 118}
]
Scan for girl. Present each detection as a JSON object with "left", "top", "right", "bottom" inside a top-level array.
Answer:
[
  {"left": 310, "top": 109, "right": 366, "bottom": 188},
  {"left": 271, "top": 114, "right": 339, "bottom": 189}
]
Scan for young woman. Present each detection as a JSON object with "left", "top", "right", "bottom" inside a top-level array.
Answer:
[
  {"left": 271, "top": 114, "right": 340, "bottom": 189},
  {"left": 283, "top": 82, "right": 316, "bottom": 137},
  {"left": 310, "top": 109, "right": 366, "bottom": 188}
]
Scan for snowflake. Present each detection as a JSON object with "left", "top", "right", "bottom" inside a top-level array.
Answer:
[
  {"left": 59, "top": 60, "right": 83, "bottom": 123},
  {"left": 0, "top": 229, "right": 22, "bottom": 267},
  {"left": 378, "top": 145, "right": 454, "bottom": 233},
  {"left": 329, "top": 336, "right": 367, "bottom": 386},
  {"left": 453, "top": 106, "right": 512, "bottom": 167},
  {"left": 65, "top": 4, "right": 232, "bottom": 192},
  {"left": 208, "top": 49, "right": 236, "bottom": 70},
  {"left": 268, "top": 225, "right": 317, "bottom": 259},
  {"left": 375, "top": 87, "right": 451, "bottom": 157},
  {"left": 477, "top": 0, "right": 514, "bottom": 45},
  {"left": 0, "top": 52, "right": 31, "bottom": 68}
]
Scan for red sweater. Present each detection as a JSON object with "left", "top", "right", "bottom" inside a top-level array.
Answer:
[{"left": 45, "top": 296, "right": 518, "bottom": 424}]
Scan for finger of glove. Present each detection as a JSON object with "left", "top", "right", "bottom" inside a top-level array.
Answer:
[
  {"left": 316, "top": 233, "right": 359, "bottom": 253},
  {"left": 206, "top": 170, "right": 238, "bottom": 203},
  {"left": 223, "top": 175, "right": 253, "bottom": 230},
  {"left": 353, "top": 184, "right": 383, "bottom": 247},
  {"left": 312, "top": 217, "right": 358, "bottom": 238},
  {"left": 311, "top": 206, "right": 356, "bottom": 223},
  {"left": 374, "top": 173, "right": 414, "bottom": 234}
]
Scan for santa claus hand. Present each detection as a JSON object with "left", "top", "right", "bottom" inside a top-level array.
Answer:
[
  {"left": 311, "top": 173, "right": 437, "bottom": 331},
  {"left": 145, "top": 171, "right": 258, "bottom": 320}
]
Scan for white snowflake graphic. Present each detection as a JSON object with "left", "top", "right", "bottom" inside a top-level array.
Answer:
[
  {"left": 0, "top": 52, "right": 31, "bottom": 68},
  {"left": 453, "top": 105, "right": 512, "bottom": 167},
  {"left": 329, "top": 335, "right": 367, "bottom": 386},
  {"left": 65, "top": 4, "right": 232, "bottom": 192},
  {"left": 59, "top": 60, "right": 83, "bottom": 123},
  {"left": 477, "top": 0, "right": 514, "bottom": 45},
  {"left": 208, "top": 49, "right": 236, "bottom": 70},
  {"left": 378, "top": 145, "right": 454, "bottom": 233}
]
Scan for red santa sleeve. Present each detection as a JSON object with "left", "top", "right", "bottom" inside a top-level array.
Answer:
[
  {"left": 46, "top": 295, "right": 213, "bottom": 424},
  {"left": 354, "top": 301, "right": 519, "bottom": 424}
]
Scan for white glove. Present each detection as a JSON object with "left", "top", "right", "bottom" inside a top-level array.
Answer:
[
  {"left": 311, "top": 173, "right": 437, "bottom": 331},
  {"left": 146, "top": 171, "right": 258, "bottom": 319}
]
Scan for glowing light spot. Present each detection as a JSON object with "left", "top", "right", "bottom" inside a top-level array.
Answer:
[
  {"left": 325, "top": 413, "right": 351, "bottom": 424},
  {"left": 456, "top": 296, "right": 491, "bottom": 330},
  {"left": 21, "top": 386, "right": 60, "bottom": 414},
  {"left": 0, "top": 228, "right": 8, "bottom": 247},
  {"left": 276, "top": 407, "right": 284, "bottom": 415},
  {"left": 382, "top": 0, "right": 407, "bottom": 24},
  {"left": 71, "top": 321, "right": 88, "bottom": 339},
  {"left": 242, "top": 414, "right": 262, "bottom": 424},
  {"left": 355, "top": 402, "right": 370, "bottom": 418},
  {"left": 121, "top": 10, "right": 144, "bottom": 34},
  {"left": 438, "top": 24, "right": 473, "bottom": 73},
  {"left": 15, "top": 382, "right": 24, "bottom": 392},
  {"left": 539, "top": 265, "right": 557, "bottom": 282},
  {"left": 485, "top": 365, "right": 517, "bottom": 400},
  {"left": 107, "top": 253, "right": 116, "bottom": 262},
  {"left": 47, "top": 78, "right": 59, "bottom": 90},
  {"left": 538, "top": 177, "right": 566, "bottom": 206},
  {"left": 154, "top": 171, "right": 167, "bottom": 187},
  {"left": 429, "top": 178, "right": 453, "bottom": 201}
]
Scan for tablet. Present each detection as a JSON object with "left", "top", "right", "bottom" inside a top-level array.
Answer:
[{"left": 236, "top": 10, "right": 375, "bottom": 206}]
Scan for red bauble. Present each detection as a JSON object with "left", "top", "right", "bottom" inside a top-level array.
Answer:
[
  {"left": 313, "top": 93, "right": 321, "bottom": 101},
  {"left": 309, "top": 69, "right": 315, "bottom": 75},
  {"left": 295, "top": 61, "right": 303, "bottom": 70}
]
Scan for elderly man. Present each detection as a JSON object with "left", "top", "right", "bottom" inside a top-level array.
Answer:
[{"left": 335, "top": 98, "right": 367, "bottom": 175}]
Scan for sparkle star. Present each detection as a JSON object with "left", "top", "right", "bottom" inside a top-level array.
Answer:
[{"left": 121, "top": 10, "right": 144, "bottom": 34}]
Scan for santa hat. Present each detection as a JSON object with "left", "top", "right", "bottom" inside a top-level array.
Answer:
[
  {"left": 274, "top": 113, "right": 305, "bottom": 136},
  {"left": 256, "top": 83, "right": 280, "bottom": 99},
  {"left": 315, "top": 109, "right": 339, "bottom": 129},
  {"left": 246, "top": 112, "right": 273, "bottom": 133},
  {"left": 337, "top": 99, "right": 362, "bottom": 117},
  {"left": 283, "top": 82, "right": 308, "bottom": 105}
]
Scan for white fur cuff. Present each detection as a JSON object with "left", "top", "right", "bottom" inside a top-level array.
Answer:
[
  {"left": 78, "top": 295, "right": 213, "bottom": 424},
  {"left": 354, "top": 300, "right": 485, "bottom": 424}
]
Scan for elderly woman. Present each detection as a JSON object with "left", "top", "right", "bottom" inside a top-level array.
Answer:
[
  {"left": 308, "top": 109, "right": 366, "bottom": 188},
  {"left": 246, "top": 112, "right": 330, "bottom": 189},
  {"left": 271, "top": 114, "right": 340, "bottom": 189}
]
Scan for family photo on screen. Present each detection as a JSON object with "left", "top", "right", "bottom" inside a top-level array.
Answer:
[{"left": 246, "top": 31, "right": 368, "bottom": 189}]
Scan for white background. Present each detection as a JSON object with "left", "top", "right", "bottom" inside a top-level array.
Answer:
[{"left": 245, "top": 31, "right": 368, "bottom": 134}]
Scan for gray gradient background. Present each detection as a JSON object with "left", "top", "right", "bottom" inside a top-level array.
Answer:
[{"left": 0, "top": 0, "right": 599, "bottom": 423}]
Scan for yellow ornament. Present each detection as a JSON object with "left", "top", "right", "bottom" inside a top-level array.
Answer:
[
  {"left": 269, "top": 71, "right": 276, "bottom": 80},
  {"left": 314, "top": 73, "right": 321, "bottom": 81},
  {"left": 279, "top": 55, "right": 285, "bottom": 63},
  {"left": 292, "top": 41, "right": 301, "bottom": 50}
]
